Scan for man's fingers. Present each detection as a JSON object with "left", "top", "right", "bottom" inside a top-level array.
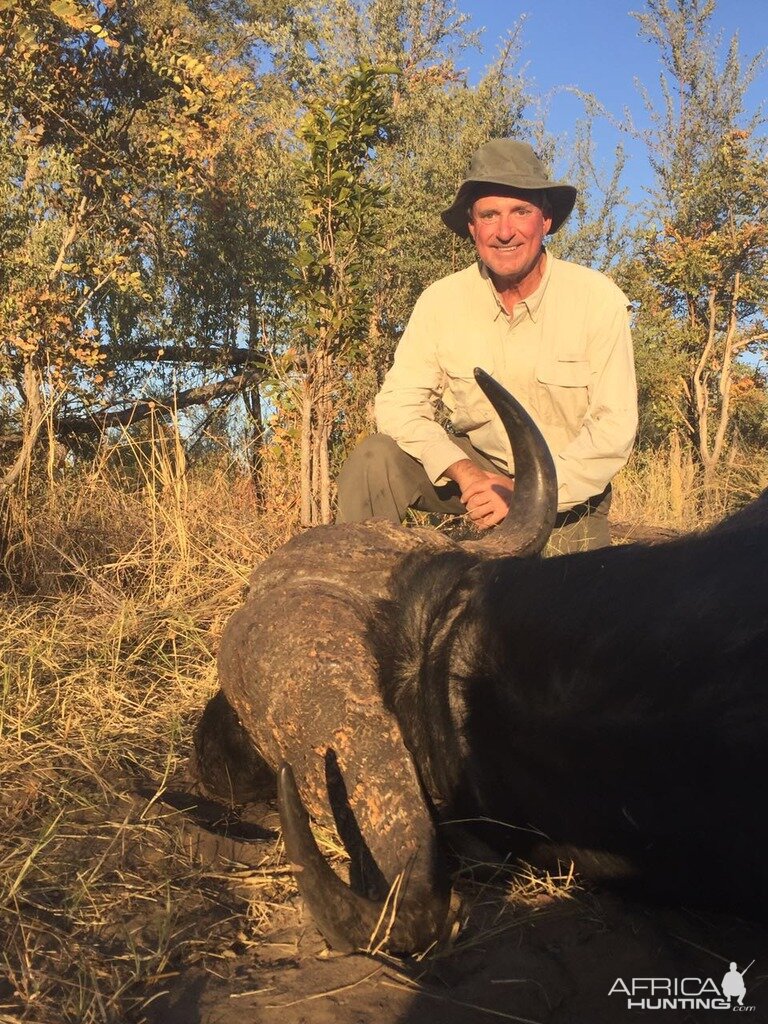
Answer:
[
  {"left": 464, "top": 489, "right": 492, "bottom": 510},
  {"left": 466, "top": 493, "right": 504, "bottom": 523},
  {"left": 467, "top": 503, "right": 492, "bottom": 520},
  {"left": 463, "top": 485, "right": 512, "bottom": 510},
  {"left": 462, "top": 481, "right": 501, "bottom": 506},
  {"left": 468, "top": 505, "right": 504, "bottom": 528},
  {"left": 461, "top": 479, "right": 488, "bottom": 503},
  {"left": 460, "top": 470, "right": 513, "bottom": 531},
  {"left": 461, "top": 474, "right": 513, "bottom": 504}
]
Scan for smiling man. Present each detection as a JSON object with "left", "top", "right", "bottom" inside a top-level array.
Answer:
[{"left": 336, "top": 139, "right": 638, "bottom": 552}]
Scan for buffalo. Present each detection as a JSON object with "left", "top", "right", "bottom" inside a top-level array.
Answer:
[{"left": 192, "top": 370, "right": 768, "bottom": 955}]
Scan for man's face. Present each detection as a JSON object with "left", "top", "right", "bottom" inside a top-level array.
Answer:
[{"left": 468, "top": 191, "right": 552, "bottom": 289}]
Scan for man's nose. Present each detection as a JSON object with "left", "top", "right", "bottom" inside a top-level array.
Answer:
[{"left": 495, "top": 216, "right": 516, "bottom": 240}]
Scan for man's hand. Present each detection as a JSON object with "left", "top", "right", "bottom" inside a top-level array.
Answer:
[{"left": 445, "top": 459, "right": 514, "bottom": 529}]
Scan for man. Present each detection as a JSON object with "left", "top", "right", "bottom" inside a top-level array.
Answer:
[{"left": 337, "top": 139, "right": 638, "bottom": 552}]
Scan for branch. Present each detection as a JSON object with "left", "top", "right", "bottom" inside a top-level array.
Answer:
[
  {"left": 691, "top": 287, "right": 717, "bottom": 468},
  {"left": 96, "top": 345, "right": 267, "bottom": 368},
  {"left": 50, "top": 196, "right": 87, "bottom": 281},
  {"left": 54, "top": 369, "right": 265, "bottom": 438},
  {"left": 74, "top": 265, "right": 122, "bottom": 320},
  {"left": 711, "top": 272, "right": 741, "bottom": 468},
  {"left": 733, "top": 330, "right": 768, "bottom": 353}
]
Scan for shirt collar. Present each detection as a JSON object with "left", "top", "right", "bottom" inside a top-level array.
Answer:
[{"left": 479, "top": 251, "right": 554, "bottom": 323}]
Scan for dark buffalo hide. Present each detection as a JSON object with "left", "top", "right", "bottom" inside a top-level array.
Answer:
[{"left": 192, "top": 372, "right": 768, "bottom": 954}]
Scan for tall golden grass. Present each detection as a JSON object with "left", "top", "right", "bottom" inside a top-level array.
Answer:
[
  {"left": 0, "top": 428, "right": 300, "bottom": 1023},
  {"left": 0, "top": 425, "right": 764, "bottom": 1022},
  {"left": 613, "top": 433, "right": 768, "bottom": 531}
]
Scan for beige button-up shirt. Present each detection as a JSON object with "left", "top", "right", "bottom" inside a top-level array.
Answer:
[{"left": 375, "top": 254, "right": 638, "bottom": 512}]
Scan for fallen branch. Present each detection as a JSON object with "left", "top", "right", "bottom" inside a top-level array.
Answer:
[
  {"left": 55, "top": 368, "right": 266, "bottom": 438},
  {"left": 96, "top": 344, "right": 267, "bottom": 368}
]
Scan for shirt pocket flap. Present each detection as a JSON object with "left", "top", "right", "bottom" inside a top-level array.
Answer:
[
  {"left": 536, "top": 358, "right": 591, "bottom": 388},
  {"left": 444, "top": 372, "right": 494, "bottom": 426}
]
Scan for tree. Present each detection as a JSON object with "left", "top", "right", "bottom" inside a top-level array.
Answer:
[
  {"left": 0, "top": 0, "right": 270, "bottom": 486},
  {"left": 547, "top": 115, "right": 630, "bottom": 273},
  {"left": 290, "top": 64, "right": 394, "bottom": 525},
  {"left": 627, "top": 0, "right": 768, "bottom": 481},
  {"left": 0, "top": 4, "right": 280, "bottom": 497}
]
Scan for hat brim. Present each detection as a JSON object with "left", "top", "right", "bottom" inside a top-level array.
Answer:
[{"left": 441, "top": 180, "right": 577, "bottom": 238}]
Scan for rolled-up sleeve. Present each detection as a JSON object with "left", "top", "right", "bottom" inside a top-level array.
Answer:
[
  {"left": 375, "top": 290, "right": 468, "bottom": 483},
  {"left": 554, "top": 298, "right": 638, "bottom": 509}
]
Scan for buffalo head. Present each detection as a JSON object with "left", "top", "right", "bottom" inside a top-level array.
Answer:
[
  {"left": 193, "top": 371, "right": 768, "bottom": 954},
  {"left": 195, "top": 370, "right": 557, "bottom": 952}
]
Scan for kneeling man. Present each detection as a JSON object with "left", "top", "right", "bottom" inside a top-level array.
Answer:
[{"left": 337, "top": 139, "right": 638, "bottom": 553}]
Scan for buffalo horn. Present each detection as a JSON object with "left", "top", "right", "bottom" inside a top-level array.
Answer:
[
  {"left": 472, "top": 367, "right": 558, "bottom": 556},
  {"left": 278, "top": 762, "right": 447, "bottom": 954}
]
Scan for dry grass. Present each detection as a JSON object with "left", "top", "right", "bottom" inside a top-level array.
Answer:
[
  {"left": 0, "top": 431, "right": 763, "bottom": 1022},
  {"left": 0, "top": 432, "right": 300, "bottom": 1023},
  {"left": 612, "top": 437, "right": 768, "bottom": 531}
]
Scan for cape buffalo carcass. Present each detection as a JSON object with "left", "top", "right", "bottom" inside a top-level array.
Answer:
[{"left": 192, "top": 370, "right": 768, "bottom": 955}]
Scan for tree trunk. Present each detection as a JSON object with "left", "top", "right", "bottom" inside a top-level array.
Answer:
[
  {"left": 244, "top": 380, "right": 265, "bottom": 504},
  {"left": 0, "top": 361, "right": 48, "bottom": 495},
  {"left": 246, "top": 303, "right": 267, "bottom": 503},
  {"left": 300, "top": 377, "right": 313, "bottom": 528},
  {"left": 692, "top": 289, "right": 716, "bottom": 481},
  {"left": 708, "top": 272, "right": 741, "bottom": 484},
  {"left": 318, "top": 349, "right": 333, "bottom": 524}
]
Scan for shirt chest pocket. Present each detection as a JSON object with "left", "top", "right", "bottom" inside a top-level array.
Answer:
[
  {"left": 534, "top": 357, "right": 591, "bottom": 429},
  {"left": 443, "top": 371, "right": 494, "bottom": 432}
]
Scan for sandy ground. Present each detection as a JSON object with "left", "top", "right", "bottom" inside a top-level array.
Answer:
[{"left": 146, "top": 795, "right": 768, "bottom": 1024}]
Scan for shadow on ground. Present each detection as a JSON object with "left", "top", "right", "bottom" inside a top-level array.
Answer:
[{"left": 148, "top": 862, "right": 768, "bottom": 1024}]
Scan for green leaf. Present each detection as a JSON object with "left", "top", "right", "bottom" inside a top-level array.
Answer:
[
  {"left": 49, "top": 0, "right": 89, "bottom": 30},
  {"left": 294, "top": 249, "right": 315, "bottom": 268}
]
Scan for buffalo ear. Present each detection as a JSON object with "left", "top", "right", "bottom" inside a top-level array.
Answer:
[{"left": 191, "top": 689, "right": 275, "bottom": 803}]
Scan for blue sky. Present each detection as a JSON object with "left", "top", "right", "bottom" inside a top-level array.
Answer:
[{"left": 457, "top": 0, "right": 767, "bottom": 206}]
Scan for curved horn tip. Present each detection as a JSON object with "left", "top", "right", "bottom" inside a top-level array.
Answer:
[
  {"left": 276, "top": 760, "right": 313, "bottom": 862},
  {"left": 277, "top": 760, "right": 450, "bottom": 956},
  {"left": 472, "top": 367, "right": 525, "bottom": 423},
  {"left": 277, "top": 762, "right": 295, "bottom": 808},
  {"left": 467, "top": 368, "right": 558, "bottom": 557},
  {"left": 278, "top": 761, "right": 297, "bottom": 797}
]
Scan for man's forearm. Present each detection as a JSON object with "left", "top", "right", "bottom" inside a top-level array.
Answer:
[{"left": 444, "top": 458, "right": 483, "bottom": 491}]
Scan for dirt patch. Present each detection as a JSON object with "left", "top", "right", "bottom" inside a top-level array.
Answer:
[
  {"left": 3, "top": 757, "right": 765, "bottom": 1024},
  {"left": 147, "top": 819, "right": 768, "bottom": 1024}
]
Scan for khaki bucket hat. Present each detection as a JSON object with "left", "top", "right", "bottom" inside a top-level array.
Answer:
[{"left": 441, "top": 139, "right": 577, "bottom": 238}]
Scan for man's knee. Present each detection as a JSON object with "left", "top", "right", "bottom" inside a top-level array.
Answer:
[
  {"left": 338, "top": 434, "right": 402, "bottom": 488},
  {"left": 336, "top": 434, "right": 415, "bottom": 523}
]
